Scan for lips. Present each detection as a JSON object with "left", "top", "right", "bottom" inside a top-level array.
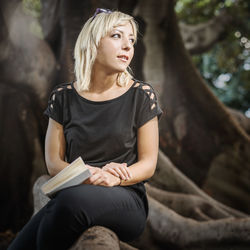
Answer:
[{"left": 117, "top": 55, "right": 129, "bottom": 61}]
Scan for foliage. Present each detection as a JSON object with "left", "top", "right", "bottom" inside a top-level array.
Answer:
[
  {"left": 22, "top": 0, "right": 41, "bottom": 18},
  {"left": 22, "top": 0, "right": 43, "bottom": 39},
  {"left": 176, "top": 0, "right": 250, "bottom": 115}
]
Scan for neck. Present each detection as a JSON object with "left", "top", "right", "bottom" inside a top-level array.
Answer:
[{"left": 89, "top": 66, "right": 119, "bottom": 93}]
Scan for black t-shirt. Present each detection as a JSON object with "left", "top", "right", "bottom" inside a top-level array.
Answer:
[{"left": 44, "top": 79, "right": 163, "bottom": 204}]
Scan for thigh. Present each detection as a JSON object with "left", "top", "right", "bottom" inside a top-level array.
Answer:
[
  {"left": 8, "top": 205, "right": 47, "bottom": 250},
  {"left": 54, "top": 184, "right": 147, "bottom": 241}
]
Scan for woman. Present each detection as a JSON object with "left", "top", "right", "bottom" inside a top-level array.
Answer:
[{"left": 8, "top": 9, "right": 162, "bottom": 250}]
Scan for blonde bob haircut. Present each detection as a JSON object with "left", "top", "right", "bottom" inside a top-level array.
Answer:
[{"left": 74, "top": 10, "right": 138, "bottom": 91}]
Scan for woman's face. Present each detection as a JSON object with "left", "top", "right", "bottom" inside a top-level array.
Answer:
[{"left": 94, "top": 22, "right": 135, "bottom": 74}]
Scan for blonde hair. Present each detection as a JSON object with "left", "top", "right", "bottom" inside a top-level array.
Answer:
[{"left": 74, "top": 10, "right": 138, "bottom": 91}]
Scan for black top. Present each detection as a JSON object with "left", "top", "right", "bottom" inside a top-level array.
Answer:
[{"left": 44, "top": 79, "right": 163, "bottom": 203}]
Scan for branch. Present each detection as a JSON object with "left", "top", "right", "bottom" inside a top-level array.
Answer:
[{"left": 179, "top": 10, "right": 232, "bottom": 55}]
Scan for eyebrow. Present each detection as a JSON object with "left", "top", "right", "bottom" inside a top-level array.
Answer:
[{"left": 113, "top": 28, "right": 134, "bottom": 37}]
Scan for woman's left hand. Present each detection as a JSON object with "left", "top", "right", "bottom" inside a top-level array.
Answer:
[{"left": 102, "top": 162, "right": 132, "bottom": 180}]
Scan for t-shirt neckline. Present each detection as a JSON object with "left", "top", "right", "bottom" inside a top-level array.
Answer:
[{"left": 71, "top": 79, "right": 138, "bottom": 104}]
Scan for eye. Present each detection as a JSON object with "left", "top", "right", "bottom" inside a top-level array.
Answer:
[
  {"left": 111, "top": 33, "right": 121, "bottom": 39},
  {"left": 129, "top": 38, "right": 135, "bottom": 44}
]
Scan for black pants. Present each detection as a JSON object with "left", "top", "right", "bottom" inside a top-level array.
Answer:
[{"left": 8, "top": 184, "right": 147, "bottom": 250}]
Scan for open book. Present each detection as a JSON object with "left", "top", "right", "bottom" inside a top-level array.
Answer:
[{"left": 41, "top": 157, "right": 91, "bottom": 197}]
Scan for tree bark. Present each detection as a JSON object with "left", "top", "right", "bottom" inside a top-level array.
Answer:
[
  {"left": 69, "top": 226, "right": 120, "bottom": 250},
  {"left": 0, "top": 0, "right": 55, "bottom": 231},
  {"left": 159, "top": 0, "right": 250, "bottom": 213},
  {"left": 0, "top": 83, "right": 45, "bottom": 231},
  {"left": 150, "top": 150, "right": 247, "bottom": 218},
  {"left": 147, "top": 196, "right": 250, "bottom": 248},
  {"left": 228, "top": 108, "right": 250, "bottom": 135}
]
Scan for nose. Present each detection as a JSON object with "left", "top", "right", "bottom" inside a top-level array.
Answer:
[{"left": 122, "top": 37, "right": 132, "bottom": 51}]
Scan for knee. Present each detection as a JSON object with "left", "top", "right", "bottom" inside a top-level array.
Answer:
[{"left": 51, "top": 188, "right": 89, "bottom": 225}]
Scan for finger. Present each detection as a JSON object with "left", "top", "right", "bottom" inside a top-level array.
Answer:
[
  {"left": 122, "top": 163, "right": 132, "bottom": 179},
  {"left": 102, "top": 166, "right": 110, "bottom": 172},
  {"left": 88, "top": 172, "right": 102, "bottom": 184},
  {"left": 92, "top": 177, "right": 104, "bottom": 185},
  {"left": 92, "top": 171, "right": 107, "bottom": 185},
  {"left": 119, "top": 165, "right": 130, "bottom": 180},
  {"left": 104, "top": 163, "right": 128, "bottom": 180},
  {"left": 124, "top": 165, "right": 132, "bottom": 179},
  {"left": 89, "top": 169, "right": 97, "bottom": 176},
  {"left": 117, "top": 164, "right": 131, "bottom": 180},
  {"left": 104, "top": 168, "right": 119, "bottom": 177},
  {"left": 114, "top": 167, "right": 126, "bottom": 180}
]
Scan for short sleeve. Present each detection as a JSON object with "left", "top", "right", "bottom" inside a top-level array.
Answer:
[
  {"left": 44, "top": 86, "right": 65, "bottom": 124},
  {"left": 136, "top": 82, "right": 163, "bottom": 128}
]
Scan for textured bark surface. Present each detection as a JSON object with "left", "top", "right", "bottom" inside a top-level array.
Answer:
[
  {"left": 0, "top": 83, "right": 46, "bottom": 231},
  {"left": 229, "top": 108, "right": 250, "bottom": 135},
  {"left": 0, "top": 0, "right": 54, "bottom": 232},
  {"left": 159, "top": 0, "right": 250, "bottom": 212},
  {"left": 69, "top": 226, "right": 120, "bottom": 250}
]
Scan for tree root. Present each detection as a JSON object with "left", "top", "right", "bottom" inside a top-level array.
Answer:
[
  {"left": 150, "top": 150, "right": 247, "bottom": 218},
  {"left": 146, "top": 184, "right": 230, "bottom": 220},
  {"left": 69, "top": 226, "right": 120, "bottom": 250},
  {"left": 147, "top": 196, "right": 250, "bottom": 248}
]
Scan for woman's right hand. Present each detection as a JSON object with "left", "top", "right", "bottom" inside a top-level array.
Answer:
[{"left": 83, "top": 165, "right": 120, "bottom": 186}]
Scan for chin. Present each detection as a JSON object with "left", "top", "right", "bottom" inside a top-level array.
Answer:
[
  {"left": 116, "top": 65, "right": 129, "bottom": 73},
  {"left": 108, "top": 63, "right": 129, "bottom": 74}
]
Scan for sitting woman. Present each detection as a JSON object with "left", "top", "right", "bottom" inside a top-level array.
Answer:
[{"left": 8, "top": 8, "right": 162, "bottom": 250}]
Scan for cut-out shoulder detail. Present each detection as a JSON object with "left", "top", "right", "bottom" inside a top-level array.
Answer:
[
  {"left": 54, "top": 83, "right": 72, "bottom": 92},
  {"left": 48, "top": 83, "right": 72, "bottom": 110},
  {"left": 142, "top": 85, "right": 150, "bottom": 90},
  {"left": 134, "top": 82, "right": 140, "bottom": 88},
  {"left": 134, "top": 81, "right": 158, "bottom": 110},
  {"left": 151, "top": 103, "right": 156, "bottom": 110}
]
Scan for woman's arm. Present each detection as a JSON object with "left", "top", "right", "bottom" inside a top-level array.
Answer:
[
  {"left": 45, "top": 118, "right": 69, "bottom": 176},
  {"left": 120, "top": 116, "right": 159, "bottom": 186},
  {"left": 103, "top": 116, "right": 159, "bottom": 186}
]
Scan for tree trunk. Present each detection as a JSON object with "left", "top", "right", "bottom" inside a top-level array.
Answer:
[
  {"left": 0, "top": 0, "right": 55, "bottom": 231},
  {"left": 159, "top": 0, "right": 250, "bottom": 213}
]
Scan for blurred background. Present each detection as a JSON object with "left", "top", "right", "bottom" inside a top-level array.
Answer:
[{"left": 0, "top": 0, "right": 249, "bottom": 249}]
